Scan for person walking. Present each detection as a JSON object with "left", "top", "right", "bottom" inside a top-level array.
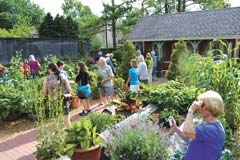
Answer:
[
  {"left": 43, "top": 63, "right": 71, "bottom": 96},
  {"left": 138, "top": 56, "right": 148, "bottom": 84},
  {"left": 125, "top": 59, "right": 139, "bottom": 92},
  {"left": 97, "top": 57, "right": 114, "bottom": 105},
  {"left": 170, "top": 90, "right": 225, "bottom": 160},
  {"left": 75, "top": 61, "right": 91, "bottom": 116},
  {"left": 151, "top": 51, "right": 157, "bottom": 81},
  {"left": 106, "top": 53, "right": 115, "bottom": 74},
  {"left": 145, "top": 52, "right": 153, "bottom": 83},
  {"left": 28, "top": 55, "right": 41, "bottom": 78}
]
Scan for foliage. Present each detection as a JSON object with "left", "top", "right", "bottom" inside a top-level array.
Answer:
[
  {"left": 102, "top": 0, "right": 135, "bottom": 48},
  {"left": 140, "top": 81, "right": 203, "bottom": 115},
  {"left": 62, "top": 0, "right": 102, "bottom": 39},
  {"left": 118, "top": 8, "right": 143, "bottom": 35},
  {"left": 90, "top": 36, "right": 104, "bottom": 51},
  {"left": 87, "top": 112, "right": 124, "bottom": 133},
  {"left": 38, "top": 13, "right": 79, "bottom": 38},
  {"left": 177, "top": 40, "right": 240, "bottom": 131},
  {"left": 36, "top": 116, "right": 66, "bottom": 160},
  {"left": 106, "top": 120, "right": 170, "bottom": 160},
  {"left": 118, "top": 40, "right": 136, "bottom": 79},
  {"left": 0, "top": 23, "right": 32, "bottom": 37},
  {"left": 166, "top": 39, "right": 190, "bottom": 80},
  {"left": 114, "top": 76, "right": 125, "bottom": 90},
  {"left": 175, "top": 40, "right": 240, "bottom": 156},
  {"left": 0, "top": 0, "right": 45, "bottom": 29}
]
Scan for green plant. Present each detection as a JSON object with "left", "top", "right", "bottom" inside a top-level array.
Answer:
[
  {"left": 166, "top": 39, "right": 190, "bottom": 80},
  {"left": 142, "top": 81, "right": 203, "bottom": 115},
  {"left": 161, "top": 108, "right": 180, "bottom": 122},
  {"left": 87, "top": 112, "right": 124, "bottom": 133},
  {"left": 106, "top": 121, "right": 170, "bottom": 160},
  {"left": 118, "top": 40, "right": 136, "bottom": 79},
  {"left": 36, "top": 116, "right": 66, "bottom": 160},
  {"left": 114, "top": 76, "right": 125, "bottom": 90},
  {"left": 64, "top": 118, "right": 103, "bottom": 157}
]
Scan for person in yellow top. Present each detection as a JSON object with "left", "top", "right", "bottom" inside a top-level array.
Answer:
[{"left": 145, "top": 52, "right": 153, "bottom": 83}]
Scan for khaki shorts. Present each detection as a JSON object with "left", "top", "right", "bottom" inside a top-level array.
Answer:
[{"left": 100, "top": 86, "right": 114, "bottom": 97}]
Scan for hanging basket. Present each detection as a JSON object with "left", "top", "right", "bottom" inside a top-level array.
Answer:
[{"left": 70, "top": 96, "right": 80, "bottom": 109}]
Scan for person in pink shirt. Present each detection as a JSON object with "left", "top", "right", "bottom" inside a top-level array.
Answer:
[{"left": 28, "top": 55, "right": 41, "bottom": 78}]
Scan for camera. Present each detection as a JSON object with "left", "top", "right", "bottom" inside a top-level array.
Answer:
[
  {"left": 163, "top": 119, "right": 173, "bottom": 128},
  {"left": 168, "top": 119, "right": 173, "bottom": 127}
]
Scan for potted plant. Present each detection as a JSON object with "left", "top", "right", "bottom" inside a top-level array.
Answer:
[
  {"left": 105, "top": 120, "right": 171, "bottom": 160},
  {"left": 114, "top": 89, "right": 140, "bottom": 116},
  {"left": 64, "top": 118, "right": 103, "bottom": 160}
]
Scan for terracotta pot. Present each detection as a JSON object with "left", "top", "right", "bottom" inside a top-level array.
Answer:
[
  {"left": 70, "top": 96, "right": 80, "bottom": 109},
  {"left": 71, "top": 146, "right": 102, "bottom": 160}
]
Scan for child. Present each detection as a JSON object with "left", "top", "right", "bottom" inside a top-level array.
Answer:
[{"left": 22, "top": 59, "right": 30, "bottom": 79}]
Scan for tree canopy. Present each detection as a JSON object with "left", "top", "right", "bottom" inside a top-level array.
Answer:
[
  {"left": 62, "top": 0, "right": 103, "bottom": 39},
  {"left": 38, "top": 13, "right": 79, "bottom": 38}
]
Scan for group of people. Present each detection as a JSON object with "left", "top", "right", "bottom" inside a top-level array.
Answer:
[
  {"left": 2, "top": 50, "right": 226, "bottom": 159},
  {"left": 21, "top": 55, "right": 41, "bottom": 79},
  {"left": 125, "top": 49, "right": 157, "bottom": 92}
]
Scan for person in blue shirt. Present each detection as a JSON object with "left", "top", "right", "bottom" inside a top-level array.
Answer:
[
  {"left": 125, "top": 59, "right": 139, "bottom": 92},
  {"left": 106, "top": 53, "right": 115, "bottom": 74},
  {"left": 170, "top": 90, "right": 225, "bottom": 160}
]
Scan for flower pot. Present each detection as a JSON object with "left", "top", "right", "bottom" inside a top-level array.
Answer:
[
  {"left": 70, "top": 96, "right": 80, "bottom": 109},
  {"left": 71, "top": 146, "right": 102, "bottom": 160}
]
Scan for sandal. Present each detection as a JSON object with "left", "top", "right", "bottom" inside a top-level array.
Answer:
[
  {"left": 96, "top": 103, "right": 103, "bottom": 107},
  {"left": 79, "top": 111, "right": 88, "bottom": 116}
]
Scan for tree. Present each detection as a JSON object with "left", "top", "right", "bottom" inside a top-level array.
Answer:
[
  {"left": 38, "top": 13, "right": 54, "bottom": 38},
  {"left": 62, "top": 0, "right": 102, "bottom": 39},
  {"left": 166, "top": 40, "right": 189, "bottom": 80},
  {"left": 102, "top": 0, "right": 136, "bottom": 49},
  {"left": 119, "top": 40, "right": 136, "bottom": 79},
  {"left": 39, "top": 13, "right": 79, "bottom": 38},
  {"left": 0, "top": 0, "right": 45, "bottom": 28}
]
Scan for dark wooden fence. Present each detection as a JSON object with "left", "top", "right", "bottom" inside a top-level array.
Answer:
[{"left": 0, "top": 38, "right": 90, "bottom": 64}]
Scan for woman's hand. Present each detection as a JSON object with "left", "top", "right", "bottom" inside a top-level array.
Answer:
[
  {"left": 169, "top": 116, "right": 177, "bottom": 129},
  {"left": 189, "top": 100, "right": 203, "bottom": 113}
]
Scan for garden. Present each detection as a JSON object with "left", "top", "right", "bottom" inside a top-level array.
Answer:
[{"left": 0, "top": 40, "right": 239, "bottom": 160}]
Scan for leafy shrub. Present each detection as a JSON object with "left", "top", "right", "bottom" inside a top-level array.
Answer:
[
  {"left": 166, "top": 39, "right": 190, "bottom": 80},
  {"left": 141, "top": 81, "right": 203, "bottom": 115},
  {"left": 118, "top": 40, "right": 136, "bottom": 79},
  {"left": 106, "top": 121, "right": 170, "bottom": 160},
  {"left": 87, "top": 112, "right": 124, "bottom": 133}
]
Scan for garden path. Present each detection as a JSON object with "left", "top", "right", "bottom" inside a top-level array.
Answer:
[{"left": 0, "top": 77, "right": 168, "bottom": 160}]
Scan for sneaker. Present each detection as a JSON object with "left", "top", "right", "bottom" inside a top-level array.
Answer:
[{"left": 79, "top": 111, "right": 88, "bottom": 116}]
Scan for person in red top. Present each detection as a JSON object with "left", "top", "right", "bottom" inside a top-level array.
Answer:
[{"left": 22, "top": 59, "right": 30, "bottom": 79}]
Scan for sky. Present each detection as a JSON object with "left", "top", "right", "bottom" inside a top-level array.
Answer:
[{"left": 32, "top": 0, "right": 240, "bottom": 17}]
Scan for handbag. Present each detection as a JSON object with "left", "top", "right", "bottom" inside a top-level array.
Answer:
[{"left": 78, "top": 84, "right": 91, "bottom": 99}]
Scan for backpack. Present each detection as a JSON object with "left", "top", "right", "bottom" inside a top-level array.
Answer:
[{"left": 46, "top": 73, "right": 59, "bottom": 94}]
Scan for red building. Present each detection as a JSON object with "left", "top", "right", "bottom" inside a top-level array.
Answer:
[{"left": 126, "top": 7, "right": 240, "bottom": 72}]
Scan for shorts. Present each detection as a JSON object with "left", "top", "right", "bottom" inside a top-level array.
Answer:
[
  {"left": 100, "top": 86, "right": 114, "bottom": 97},
  {"left": 130, "top": 85, "right": 139, "bottom": 92}
]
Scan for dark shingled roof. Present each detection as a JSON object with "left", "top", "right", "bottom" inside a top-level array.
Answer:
[{"left": 126, "top": 7, "right": 240, "bottom": 41}]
